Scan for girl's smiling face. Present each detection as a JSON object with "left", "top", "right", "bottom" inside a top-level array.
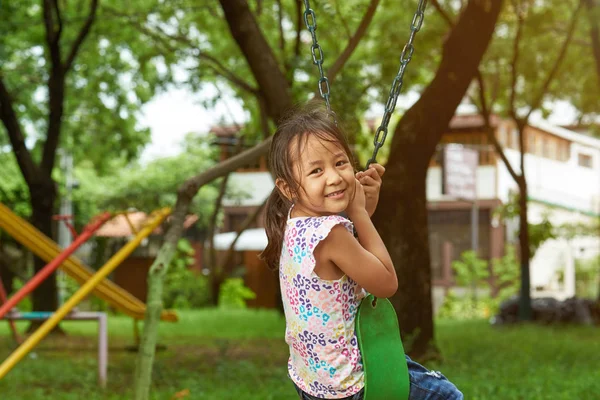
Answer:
[{"left": 285, "top": 134, "right": 355, "bottom": 218}]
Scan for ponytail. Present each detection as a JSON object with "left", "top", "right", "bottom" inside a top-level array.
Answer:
[{"left": 260, "top": 188, "right": 292, "bottom": 270}]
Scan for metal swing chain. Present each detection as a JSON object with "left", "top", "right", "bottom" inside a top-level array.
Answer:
[
  {"left": 366, "top": 0, "right": 427, "bottom": 169},
  {"left": 302, "top": 0, "right": 336, "bottom": 123}
]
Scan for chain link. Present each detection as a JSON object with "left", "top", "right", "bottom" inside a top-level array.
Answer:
[
  {"left": 367, "top": 0, "right": 427, "bottom": 169},
  {"left": 303, "top": 0, "right": 336, "bottom": 122}
]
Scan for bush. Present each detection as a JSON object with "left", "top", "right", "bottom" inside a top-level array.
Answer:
[
  {"left": 218, "top": 277, "right": 256, "bottom": 309},
  {"left": 575, "top": 256, "right": 599, "bottom": 299},
  {"left": 437, "top": 291, "right": 495, "bottom": 320},
  {"left": 439, "top": 247, "right": 521, "bottom": 320},
  {"left": 163, "top": 239, "right": 211, "bottom": 309},
  {"left": 490, "top": 245, "right": 520, "bottom": 303}
]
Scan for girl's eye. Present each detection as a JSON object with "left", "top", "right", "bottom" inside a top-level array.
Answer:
[
  {"left": 310, "top": 168, "right": 322, "bottom": 175},
  {"left": 336, "top": 160, "right": 348, "bottom": 167}
]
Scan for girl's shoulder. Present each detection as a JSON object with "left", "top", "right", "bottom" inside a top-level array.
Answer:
[{"left": 286, "top": 214, "right": 354, "bottom": 242}]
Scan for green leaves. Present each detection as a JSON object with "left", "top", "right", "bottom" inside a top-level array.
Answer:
[
  {"left": 72, "top": 132, "right": 219, "bottom": 227},
  {"left": 479, "top": 0, "right": 598, "bottom": 120},
  {"left": 451, "top": 250, "right": 490, "bottom": 287},
  {"left": 218, "top": 278, "right": 256, "bottom": 309},
  {"left": 0, "top": 152, "right": 30, "bottom": 217}
]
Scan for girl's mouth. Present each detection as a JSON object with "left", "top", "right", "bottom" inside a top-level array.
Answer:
[{"left": 325, "top": 189, "right": 345, "bottom": 198}]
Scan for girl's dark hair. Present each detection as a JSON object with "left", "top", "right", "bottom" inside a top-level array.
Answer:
[{"left": 260, "top": 102, "right": 355, "bottom": 270}]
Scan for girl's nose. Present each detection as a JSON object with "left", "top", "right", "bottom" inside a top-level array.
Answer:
[{"left": 326, "top": 170, "right": 343, "bottom": 185}]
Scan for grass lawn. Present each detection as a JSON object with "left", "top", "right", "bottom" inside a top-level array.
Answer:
[{"left": 0, "top": 309, "right": 598, "bottom": 399}]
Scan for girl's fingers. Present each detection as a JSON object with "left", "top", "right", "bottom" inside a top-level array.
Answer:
[
  {"left": 365, "top": 165, "right": 384, "bottom": 181},
  {"left": 359, "top": 175, "right": 379, "bottom": 187},
  {"left": 369, "top": 163, "right": 385, "bottom": 175},
  {"left": 358, "top": 164, "right": 385, "bottom": 182}
]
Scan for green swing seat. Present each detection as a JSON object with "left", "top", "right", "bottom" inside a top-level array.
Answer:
[{"left": 356, "top": 295, "right": 410, "bottom": 400}]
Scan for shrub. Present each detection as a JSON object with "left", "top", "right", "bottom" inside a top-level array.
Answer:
[
  {"left": 575, "top": 256, "right": 599, "bottom": 299},
  {"left": 218, "top": 277, "right": 256, "bottom": 309},
  {"left": 163, "top": 239, "right": 211, "bottom": 309}
]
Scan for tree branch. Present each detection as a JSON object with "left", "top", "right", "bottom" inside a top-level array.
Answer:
[
  {"left": 294, "top": 0, "right": 302, "bottom": 60},
  {"left": 43, "top": 0, "right": 62, "bottom": 69},
  {"left": 276, "top": 0, "right": 286, "bottom": 54},
  {"left": 51, "top": 0, "right": 63, "bottom": 40},
  {"left": 524, "top": 0, "right": 583, "bottom": 120},
  {"left": 107, "top": 5, "right": 261, "bottom": 97},
  {"left": 220, "top": 198, "right": 267, "bottom": 276},
  {"left": 509, "top": 2, "right": 525, "bottom": 122},
  {"left": 178, "top": 139, "right": 272, "bottom": 204},
  {"left": 219, "top": 0, "right": 293, "bottom": 121},
  {"left": 430, "top": 0, "right": 455, "bottom": 26},
  {"left": 63, "top": 0, "right": 99, "bottom": 72},
  {"left": 200, "top": 53, "right": 260, "bottom": 95},
  {"left": 105, "top": 6, "right": 179, "bottom": 54},
  {"left": 0, "top": 77, "right": 38, "bottom": 185},
  {"left": 490, "top": 58, "right": 502, "bottom": 108},
  {"left": 474, "top": 72, "right": 521, "bottom": 183},
  {"left": 206, "top": 174, "right": 230, "bottom": 279}
]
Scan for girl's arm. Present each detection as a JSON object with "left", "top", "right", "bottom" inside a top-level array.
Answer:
[{"left": 314, "top": 180, "right": 397, "bottom": 298}]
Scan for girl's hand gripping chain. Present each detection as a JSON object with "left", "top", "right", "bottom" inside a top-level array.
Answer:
[
  {"left": 356, "top": 163, "right": 385, "bottom": 217},
  {"left": 346, "top": 178, "right": 367, "bottom": 220}
]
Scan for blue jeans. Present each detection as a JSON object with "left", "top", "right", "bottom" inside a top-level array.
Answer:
[{"left": 293, "top": 355, "right": 463, "bottom": 400}]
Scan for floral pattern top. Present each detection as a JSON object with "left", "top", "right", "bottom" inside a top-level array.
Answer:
[{"left": 280, "top": 209, "right": 366, "bottom": 398}]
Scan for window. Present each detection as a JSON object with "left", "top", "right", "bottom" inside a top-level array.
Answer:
[
  {"left": 527, "top": 132, "right": 536, "bottom": 154},
  {"left": 578, "top": 153, "right": 593, "bottom": 169},
  {"left": 558, "top": 142, "right": 570, "bottom": 162},
  {"left": 536, "top": 135, "right": 544, "bottom": 156},
  {"left": 547, "top": 139, "right": 557, "bottom": 160}
]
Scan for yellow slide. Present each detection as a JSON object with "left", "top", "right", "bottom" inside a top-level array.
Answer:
[{"left": 0, "top": 202, "right": 177, "bottom": 322}]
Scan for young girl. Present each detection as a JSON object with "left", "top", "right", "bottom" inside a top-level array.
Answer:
[{"left": 261, "top": 104, "right": 463, "bottom": 400}]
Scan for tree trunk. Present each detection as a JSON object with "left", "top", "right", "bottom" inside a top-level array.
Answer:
[
  {"left": 132, "top": 241, "right": 176, "bottom": 397},
  {"left": 372, "top": 0, "right": 504, "bottom": 359},
  {"left": 27, "top": 178, "right": 63, "bottom": 332},
  {"left": 517, "top": 179, "right": 532, "bottom": 320}
]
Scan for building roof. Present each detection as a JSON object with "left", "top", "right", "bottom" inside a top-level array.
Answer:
[
  {"left": 449, "top": 113, "right": 501, "bottom": 129},
  {"left": 96, "top": 212, "right": 198, "bottom": 237},
  {"left": 209, "top": 125, "right": 244, "bottom": 137},
  {"left": 213, "top": 228, "right": 267, "bottom": 251},
  {"left": 449, "top": 112, "right": 600, "bottom": 150},
  {"left": 530, "top": 120, "right": 600, "bottom": 150},
  {"left": 223, "top": 171, "right": 275, "bottom": 207}
]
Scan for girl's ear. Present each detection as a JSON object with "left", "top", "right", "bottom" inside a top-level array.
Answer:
[{"left": 275, "top": 178, "right": 293, "bottom": 201}]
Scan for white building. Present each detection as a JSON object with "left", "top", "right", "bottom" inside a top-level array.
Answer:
[{"left": 427, "top": 115, "right": 599, "bottom": 299}]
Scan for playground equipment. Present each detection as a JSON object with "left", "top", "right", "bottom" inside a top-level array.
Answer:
[
  {"left": 0, "top": 207, "right": 170, "bottom": 381},
  {"left": 0, "top": 212, "right": 112, "bottom": 319},
  {"left": 0, "top": 202, "right": 177, "bottom": 322},
  {"left": 4, "top": 311, "right": 108, "bottom": 387}
]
